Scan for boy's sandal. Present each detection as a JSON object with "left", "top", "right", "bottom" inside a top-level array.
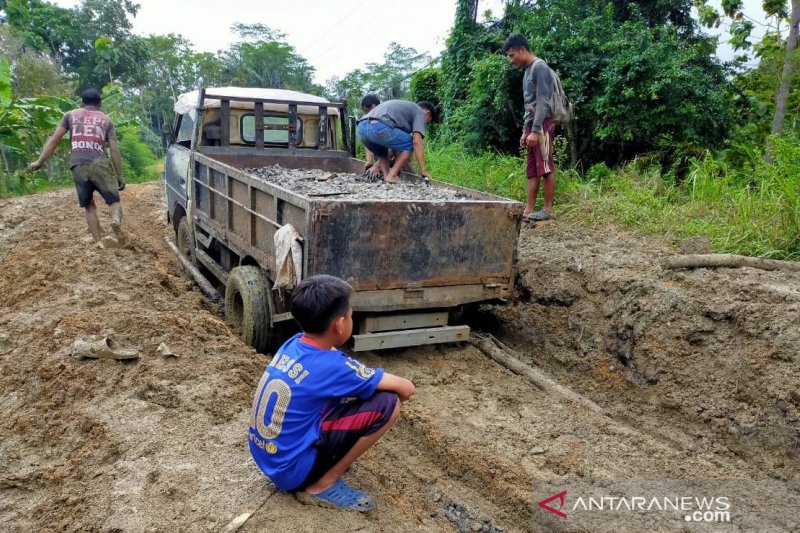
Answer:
[{"left": 297, "top": 478, "right": 375, "bottom": 512}]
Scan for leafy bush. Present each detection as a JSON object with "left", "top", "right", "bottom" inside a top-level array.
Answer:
[
  {"left": 117, "top": 124, "right": 159, "bottom": 182},
  {"left": 437, "top": 0, "right": 735, "bottom": 168}
]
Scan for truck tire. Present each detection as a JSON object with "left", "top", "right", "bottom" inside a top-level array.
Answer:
[
  {"left": 225, "top": 266, "right": 274, "bottom": 353},
  {"left": 176, "top": 217, "right": 195, "bottom": 265}
]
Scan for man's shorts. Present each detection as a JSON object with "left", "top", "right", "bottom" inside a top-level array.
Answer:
[
  {"left": 296, "top": 391, "right": 399, "bottom": 490},
  {"left": 357, "top": 120, "right": 414, "bottom": 159},
  {"left": 526, "top": 117, "right": 556, "bottom": 179},
  {"left": 72, "top": 160, "right": 120, "bottom": 208}
]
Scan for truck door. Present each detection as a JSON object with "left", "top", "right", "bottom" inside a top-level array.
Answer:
[{"left": 164, "top": 113, "right": 193, "bottom": 220}]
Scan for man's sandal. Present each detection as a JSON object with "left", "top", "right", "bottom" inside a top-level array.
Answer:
[
  {"left": 297, "top": 478, "right": 375, "bottom": 512},
  {"left": 525, "top": 209, "right": 553, "bottom": 221}
]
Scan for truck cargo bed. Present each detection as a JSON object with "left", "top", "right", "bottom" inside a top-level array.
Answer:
[{"left": 191, "top": 147, "right": 522, "bottom": 310}]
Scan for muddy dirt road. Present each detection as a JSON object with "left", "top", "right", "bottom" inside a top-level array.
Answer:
[{"left": 1, "top": 183, "right": 798, "bottom": 532}]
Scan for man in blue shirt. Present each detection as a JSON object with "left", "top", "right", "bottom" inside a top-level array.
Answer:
[{"left": 249, "top": 275, "right": 416, "bottom": 511}]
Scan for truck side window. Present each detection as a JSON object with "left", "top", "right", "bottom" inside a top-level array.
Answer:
[
  {"left": 241, "top": 115, "right": 303, "bottom": 146},
  {"left": 176, "top": 113, "right": 194, "bottom": 148}
]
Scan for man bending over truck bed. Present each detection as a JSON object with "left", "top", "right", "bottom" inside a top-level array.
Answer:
[{"left": 356, "top": 100, "right": 435, "bottom": 184}]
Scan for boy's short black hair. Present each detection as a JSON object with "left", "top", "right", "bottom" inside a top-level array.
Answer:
[
  {"left": 503, "top": 34, "right": 530, "bottom": 53},
  {"left": 290, "top": 275, "right": 353, "bottom": 334},
  {"left": 416, "top": 101, "right": 436, "bottom": 120},
  {"left": 361, "top": 94, "right": 380, "bottom": 110},
  {"left": 81, "top": 88, "right": 102, "bottom": 106}
]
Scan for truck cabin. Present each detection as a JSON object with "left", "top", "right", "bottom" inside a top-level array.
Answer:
[{"left": 171, "top": 87, "right": 345, "bottom": 152}]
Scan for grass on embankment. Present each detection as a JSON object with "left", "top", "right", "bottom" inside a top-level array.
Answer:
[
  {"left": 1, "top": 159, "right": 164, "bottom": 198},
  {"left": 426, "top": 137, "right": 800, "bottom": 261}
]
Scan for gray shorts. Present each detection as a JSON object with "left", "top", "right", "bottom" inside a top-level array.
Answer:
[{"left": 72, "top": 160, "right": 119, "bottom": 208}]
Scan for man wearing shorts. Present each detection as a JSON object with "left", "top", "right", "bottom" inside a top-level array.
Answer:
[
  {"left": 504, "top": 33, "right": 557, "bottom": 221},
  {"left": 28, "top": 88, "right": 126, "bottom": 245},
  {"left": 356, "top": 100, "right": 434, "bottom": 184},
  {"left": 359, "top": 94, "right": 381, "bottom": 174}
]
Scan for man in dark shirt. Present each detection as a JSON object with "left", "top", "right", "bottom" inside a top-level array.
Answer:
[
  {"left": 505, "top": 34, "right": 557, "bottom": 221},
  {"left": 28, "top": 88, "right": 126, "bottom": 246},
  {"left": 356, "top": 100, "right": 434, "bottom": 184}
]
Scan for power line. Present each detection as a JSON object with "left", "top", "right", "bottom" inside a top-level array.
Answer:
[
  {"left": 367, "top": 54, "right": 442, "bottom": 97},
  {"left": 368, "top": 15, "right": 500, "bottom": 98},
  {"left": 298, "top": 0, "right": 371, "bottom": 56},
  {"left": 305, "top": 0, "right": 428, "bottom": 64},
  {"left": 741, "top": 13, "right": 771, "bottom": 28},
  {"left": 366, "top": 17, "right": 505, "bottom": 97}
]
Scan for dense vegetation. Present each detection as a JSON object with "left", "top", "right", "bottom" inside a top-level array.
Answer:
[
  {"left": 412, "top": 0, "right": 798, "bottom": 258},
  {"left": 0, "top": 0, "right": 798, "bottom": 258}
]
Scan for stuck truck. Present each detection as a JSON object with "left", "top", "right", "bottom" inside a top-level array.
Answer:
[{"left": 163, "top": 87, "right": 523, "bottom": 353}]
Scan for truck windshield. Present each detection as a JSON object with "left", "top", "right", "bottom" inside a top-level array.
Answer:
[
  {"left": 241, "top": 115, "right": 303, "bottom": 145},
  {"left": 176, "top": 113, "right": 194, "bottom": 147}
]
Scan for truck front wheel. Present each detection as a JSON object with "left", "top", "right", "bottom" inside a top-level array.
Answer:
[{"left": 225, "top": 266, "right": 274, "bottom": 353}]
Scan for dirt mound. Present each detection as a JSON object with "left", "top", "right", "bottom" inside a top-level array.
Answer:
[{"left": 488, "top": 221, "right": 800, "bottom": 483}]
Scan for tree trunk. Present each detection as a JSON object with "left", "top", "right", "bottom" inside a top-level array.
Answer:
[
  {"left": 567, "top": 120, "right": 578, "bottom": 168},
  {"left": 662, "top": 253, "right": 800, "bottom": 272},
  {"left": 0, "top": 145, "right": 7, "bottom": 196},
  {"left": 771, "top": 0, "right": 800, "bottom": 136}
]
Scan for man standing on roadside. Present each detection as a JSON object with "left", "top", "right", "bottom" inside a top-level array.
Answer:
[
  {"left": 357, "top": 100, "right": 435, "bottom": 184},
  {"left": 28, "top": 88, "right": 126, "bottom": 246},
  {"left": 505, "top": 34, "right": 556, "bottom": 221}
]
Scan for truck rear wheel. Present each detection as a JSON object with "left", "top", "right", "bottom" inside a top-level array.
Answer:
[
  {"left": 225, "top": 266, "right": 274, "bottom": 353},
  {"left": 176, "top": 217, "right": 195, "bottom": 264}
]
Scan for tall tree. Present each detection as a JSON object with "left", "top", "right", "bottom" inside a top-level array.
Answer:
[
  {"left": 439, "top": 0, "right": 496, "bottom": 137},
  {"left": 325, "top": 43, "right": 430, "bottom": 114},
  {"left": 696, "top": 0, "right": 799, "bottom": 135},
  {"left": 4, "top": 0, "right": 146, "bottom": 89},
  {"left": 772, "top": 0, "right": 799, "bottom": 134},
  {"left": 435, "top": 0, "right": 735, "bottom": 167},
  {"left": 222, "top": 23, "right": 316, "bottom": 92},
  {"left": 0, "top": 25, "right": 73, "bottom": 97}
]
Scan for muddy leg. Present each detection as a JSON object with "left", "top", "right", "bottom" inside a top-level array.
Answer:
[
  {"left": 108, "top": 202, "right": 128, "bottom": 246},
  {"left": 84, "top": 201, "right": 102, "bottom": 242},
  {"left": 377, "top": 157, "right": 391, "bottom": 178},
  {"left": 109, "top": 202, "right": 123, "bottom": 228},
  {"left": 384, "top": 151, "right": 412, "bottom": 183}
]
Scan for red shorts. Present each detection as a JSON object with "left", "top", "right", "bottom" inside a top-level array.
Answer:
[{"left": 525, "top": 118, "right": 556, "bottom": 178}]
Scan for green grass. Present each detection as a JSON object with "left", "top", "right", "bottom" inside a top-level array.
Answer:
[
  {"left": 426, "top": 137, "right": 800, "bottom": 260},
  {"left": 1, "top": 158, "right": 164, "bottom": 199}
]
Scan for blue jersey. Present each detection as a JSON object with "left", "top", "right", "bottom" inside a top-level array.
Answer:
[{"left": 248, "top": 334, "right": 384, "bottom": 491}]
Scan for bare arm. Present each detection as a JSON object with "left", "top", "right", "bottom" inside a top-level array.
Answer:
[
  {"left": 28, "top": 125, "right": 68, "bottom": 171},
  {"left": 376, "top": 372, "right": 416, "bottom": 402},
  {"left": 412, "top": 132, "right": 429, "bottom": 177},
  {"left": 108, "top": 137, "right": 124, "bottom": 182}
]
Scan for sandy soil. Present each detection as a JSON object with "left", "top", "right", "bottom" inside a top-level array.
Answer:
[{"left": 1, "top": 183, "right": 798, "bottom": 533}]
